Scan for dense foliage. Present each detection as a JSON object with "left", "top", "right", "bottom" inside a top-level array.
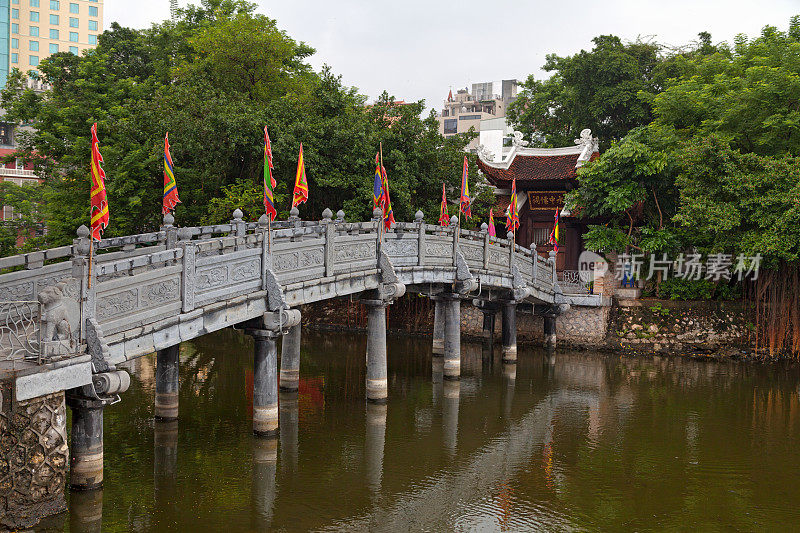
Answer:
[{"left": 0, "top": 0, "right": 486, "bottom": 248}]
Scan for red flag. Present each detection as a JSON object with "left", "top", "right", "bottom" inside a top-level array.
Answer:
[
  {"left": 439, "top": 183, "right": 449, "bottom": 226},
  {"left": 162, "top": 132, "right": 180, "bottom": 215},
  {"left": 292, "top": 143, "right": 308, "bottom": 207},
  {"left": 90, "top": 123, "right": 109, "bottom": 241},
  {"left": 505, "top": 178, "right": 519, "bottom": 232},
  {"left": 263, "top": 126, "right": 277, "bottom": 221},
  {"left": 460, "top": 155, "right": 471, "bottom": 218}
]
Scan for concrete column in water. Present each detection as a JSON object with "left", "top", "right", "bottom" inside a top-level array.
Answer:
[
  {"left": 279, "top": 323, "right": 301, "bottom": 392},
  {"left": 252, "top": 330, "right": 279, "bottom": 437},
  {"left": 365, "top": 300, "right": 389, "bottom": 403},
  {"left": 69, "top": 490, "right": 103, "bottom": 533},
  {"left": 442, "top": 380, "right": 460, "bottom": 456},
  {"left": 443, "top": 295, "right": 461, "bottom": 380},
  {"left": 501, "top": 302, "right": 517, "bottom": 363},
  {"left": 154, "top": 419, "right": 178, "bottom": 526},
  {"left": 155, "top": 344, "right": 180, "bottom": 420},
  {"left": 544, "top": 315, "right": 557, "bottom": 348},
  {"left": 432, "top": 297, "right": 445, "bottom": 356},
  {"left": 67, "top": 396, "right": 104, "bottom": 490}
]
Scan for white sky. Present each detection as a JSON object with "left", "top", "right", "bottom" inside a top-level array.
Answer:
[{"left": 106, "top": 0, "right": 799, "bottom": 113}]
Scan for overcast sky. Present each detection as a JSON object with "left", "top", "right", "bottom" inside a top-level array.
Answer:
[{"left": 106, "top": 0, "right": 799, "bottom": 113}]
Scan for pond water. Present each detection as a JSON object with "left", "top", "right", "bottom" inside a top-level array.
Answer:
[{"left": 42, "top": 329, "right": 800, "bottom": 531}]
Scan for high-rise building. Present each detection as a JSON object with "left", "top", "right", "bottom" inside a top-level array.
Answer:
[
  {"left": 437, "top": 79, "right": 517, "bottom": 151},
  {"left": 0, "top": 0, "right": 103, "bottom": 88}
]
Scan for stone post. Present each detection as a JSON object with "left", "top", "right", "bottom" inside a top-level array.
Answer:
[
  {"left": 279, "top": 323, "right": 301, "bottom": 392},
  {"left": 416, "top": 210, "right": 426, "bottom": 267},
  {"left": 544, "top": 314, "right": 557, "bottom": 349},
  {"left": 155, "top": 344, "right": 180, "bottom": 420},
  {"left": 532, "top": 243, "right": 538, "bottom": 282},
  {"left": 431, "top": 297, "right": 445, "bottom": 356},
  {"left": 443, "top": 294, "right": 461, "bottom": 380},
  {"left": 501, "top": 301, "right": 517, "bottom": 363},
  {"left": 162, "top": 212, "right": 177, "bottom": 251},
  {"left": 251, "top": 437, "right": 277, "bottom": 530},
  {"left": 365, "top": 402, "right": 387, "bottom": 494},
  {"left": 67, "top": 393, "right": 104, "bottom": 490},
  {"left": 442, "top": 380, "right": 460, "bottom": 456},
  {"left": 549, "top": 250, "right": 557, "bottom": 284},
  {"left": 481, "top": 308, "right": 496, "bottom": 341},
  {"left": 364, "top": 299, "right": 388, "bottom": 403},
  {"left": 252, "top": 330, "right": 279, "bottom": 437}
]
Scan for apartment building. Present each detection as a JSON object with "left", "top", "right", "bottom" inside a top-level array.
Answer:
[{"left": 437, "top": 79, "right": 517, "bottom": 150}]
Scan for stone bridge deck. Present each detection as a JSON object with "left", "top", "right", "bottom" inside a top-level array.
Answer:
[{"left": 0, "top": 209, "right": 560, "bottom": 401}]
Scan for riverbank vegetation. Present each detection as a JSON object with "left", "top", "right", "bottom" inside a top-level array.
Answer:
[{"left": 508, "top": 19, "right": 800, "bottom": 356}]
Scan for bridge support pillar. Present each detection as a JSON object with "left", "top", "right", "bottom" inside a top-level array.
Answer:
[
  {"left": 482, "top": 310, "right": 496, "bottom": 341},
  {"left": 252, "top": 330, "right": 280, "bottom": 437},
  {"left": 501, "top": 302, "right": 517, "bottom": 363},
  {"left": 365, "top": 300, "right": 388, "bottom": 403},
  {"left": 155, "top": 344, "right": 180, "bottom": 420},
  {"left": 443, "top": 295, "right": 461, "bottom": 380},
  {"left": 432, "top": 297, "right": 445, "bottom": 356},
  {"left": 544, "top": 315, "right": 557, "bottom": 348},
  {"left": 66, "top": 395, "right": 104, "bottom": 491},
  {"left": 280, "top": 323, "right": 301, "bottom": 392}
]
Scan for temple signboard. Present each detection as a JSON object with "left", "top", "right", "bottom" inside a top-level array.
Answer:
[{"left": 527, "top": 191, "right": 565, "bottom": 211}]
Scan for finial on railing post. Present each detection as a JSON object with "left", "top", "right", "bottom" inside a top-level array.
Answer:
[
  {"left": 372, "top": 207, "right": 382, "bottom": 222},
  {"left": 289, "top": 206, "right": 301, "bottom": 228},
  {"left": 162, "top": 212, "right": 177, "bottom": 250},
  {"left": 548, "top": 250, "right": 557, "bottom": 284},
  {"left": 480, "top": 222, "right": 488, "bottom": 233},
  {"left": 336, "top": 209, "right": 345, "bottom": 224},
  {"left": 163, "top": 212, "right": 174, "bottom": 228},
  {"left": 231, "top": 208, "right": 245, "bottom": 237},
  {"left": 321, "top": 208, "right": 333, "bottom": 223},
  {"left": 415, "top": 210, "right": 424, "bottom": 224},
  {"left": 74, "top": 225, "right": 91, "bottom": 257},
  {"left": 449, "top": 215, "right": 458, "bottom": 226},
  {"left": 258, "top": 213, "right": 269, "bottom": 230},
  {"left": 507, "top": 231, "right": 514, "bottom": 242}
]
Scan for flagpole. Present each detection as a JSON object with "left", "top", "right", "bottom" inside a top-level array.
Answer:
[{"left": 88, "top": 233, "right": 94, "bottom": 289}]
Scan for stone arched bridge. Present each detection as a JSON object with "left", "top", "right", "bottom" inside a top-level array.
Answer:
[{"left": 0, "top": 207, "right": 570, "bottom": 496}]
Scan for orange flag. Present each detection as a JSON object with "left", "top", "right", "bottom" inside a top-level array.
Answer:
[{"left": 292, "top": 143, "right": 309, "bottom": 207}]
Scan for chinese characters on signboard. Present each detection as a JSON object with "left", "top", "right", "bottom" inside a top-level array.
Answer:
[{"left": 527, "top": 191, "right": 565, "bottom": 210}]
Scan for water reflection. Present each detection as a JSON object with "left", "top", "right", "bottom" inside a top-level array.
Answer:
[{"left": 82, "top": 328, "right": 800, "bottom": 532}]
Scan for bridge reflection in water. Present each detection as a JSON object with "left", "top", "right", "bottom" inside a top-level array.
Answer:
[{"left": 58, "top": 329, "right": 800, "bottom": 532}]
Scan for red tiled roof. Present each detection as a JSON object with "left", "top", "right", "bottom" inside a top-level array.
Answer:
[
  {"left": 494, "top": 195, "right": 511, "bottom": 214},
  {"left": 478, "top": 152, "right": 598, "bottom": 186}
]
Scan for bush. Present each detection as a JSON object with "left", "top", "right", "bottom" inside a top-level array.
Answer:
[{"left": 658, "top": 278, "right": 715, "bottom": 300}]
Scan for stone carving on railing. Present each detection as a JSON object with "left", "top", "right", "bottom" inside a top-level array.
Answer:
[{"left": 0, "top": 301, "right": 40, "bottom": 361}]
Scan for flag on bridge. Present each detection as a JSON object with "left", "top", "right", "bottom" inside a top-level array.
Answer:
[
  {"left": 505, "top": 177, "right": 519, "bottom": 232},
  {"left": 90, "top": 123, "right": 109, "bottom": 241},
  {"left": 380, "top": 161, "right": 395, "bottom": 230},
  {"left": 439, "top": 183, "right": 449, "bottom": 226},
  {"left": 460, "top": 155, "right": 471, "bottom": 218},
  {"left": 488, "top": 208, "right": 496, "bottom": 240},
  {"left": 548, "top": 207, "right": 560, "bottom": 253},
  {"left": 162, "top": 132, "right": 180, "bottom": 215},
  {"left": 373, "top": 153, "right": 384, "bottom": 210},
  {"left": 263, "top": 126, "right": 277, "bottom": 221},
  {"left": 292, "top": 143, "right": 308, "bottom": 207}
]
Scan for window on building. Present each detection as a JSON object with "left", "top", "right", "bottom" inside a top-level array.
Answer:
[
  {"left": 69, "top": 2, "right": 77, "bottom": 13},
  {"left": 49, "top": 14, "right": 58, "bottom": 24},
  {"left": 29, "top": 40, "right": 38, "bottom": 51},
  {"left": 50, "top": 0, "right": 59, "bottom": 8},
  {"left": 30, "top": 11, "right": 39, "bottom": 22},
  {"left": 69, "top": 31, "right": 77, "bottom": 42},
  {"left": 88, "top": 20, "right": 97, "bottom": 31},
  {"left": 12, "top": 0, "right": 18, "bottom": 4},
  {"left": 49, "top": 28, "right": 58, "bottom": 39},
  {"left": 11, "top": 23, "right": 19, "bottom": 34},
  {"left": 11, "top": 8, "right": 19, "bottom": 18},
  {"left": 11, "top": 38, "right": 18, "bottom": 49},
  {"left": 69, "top": 17, "right": 78, "bottom": 27},
  {"left": 30, "top": 0, "right": 40, "bottom": 6},
  {"left": 30, "top": 26, "right": 39, "bottom": 36},
  {"left": 88, "top": 34, "right": 96, "bottom": 45},
  {"left": 69, "top": 45, "right": 78, "bottom": 54},
  {"left": 29, "top": 56, "right": 39, "bottom": 66},
  {"left": 458, "top": 114, "right": 481, "bottom": 121},
  {"left": 11, "top": 53, "right": 18, "bottom": 64},
  {"left": 49, "top": 43, "right": 58, "bottom": 53},
  {"left": 88, "top": 5, "right": 97, "bottom": 16},
  {"left": 444, "top": 119, "right": 457, "bottom": 135},
  {"left": 0, "top": 124, "right": 14, "bottom": 147}
]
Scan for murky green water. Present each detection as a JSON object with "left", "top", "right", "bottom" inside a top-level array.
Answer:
[{"left": 45, "top": 329, "right": 800, "bottom": 531}]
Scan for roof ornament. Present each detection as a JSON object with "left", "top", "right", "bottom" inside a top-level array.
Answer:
[
  {"left": 574, "top": 128, "right": 599, "bottom": 165},
  {"left": 476, "top": 144, "right": 495, "bottom": 162},
  {"left": 511, "top": 131, "right": 529, "bottom": 148}
]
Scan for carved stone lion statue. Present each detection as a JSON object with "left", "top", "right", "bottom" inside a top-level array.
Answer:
[{"left": 38, "top": 282, "right": 79, "bottom": 342}]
